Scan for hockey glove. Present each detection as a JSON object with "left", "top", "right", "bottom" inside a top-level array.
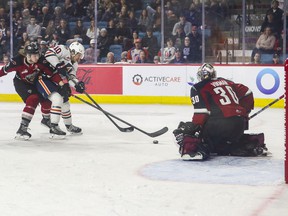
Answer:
[
  {"left": 75, "top": 81, "right": 85, "bottom": 93},
  {"left": 58, "top": 83, "right": 71, "bottom": 98},
  {"left": 56, "top": 62, "right": 73, "bottom": 76}
]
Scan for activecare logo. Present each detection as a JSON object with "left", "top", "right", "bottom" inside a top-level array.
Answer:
[{"left": 132, "top": 74, "right": 181, "bottom": 86}]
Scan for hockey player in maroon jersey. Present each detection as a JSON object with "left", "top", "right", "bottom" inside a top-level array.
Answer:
[
  {"left": 173, "top": 63, "right": 268, "bottom": 160},
  {"left": 0, "top": 42, "right": 69, "bottom": 140}
]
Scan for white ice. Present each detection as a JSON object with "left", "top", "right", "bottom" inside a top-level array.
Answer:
[{"left": 0, "top": 102, "right": 287, "bottom": 216}]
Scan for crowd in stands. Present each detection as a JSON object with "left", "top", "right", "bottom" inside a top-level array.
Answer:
[{"left": 0, "top": 0, "right": 286, "bottom": 64}]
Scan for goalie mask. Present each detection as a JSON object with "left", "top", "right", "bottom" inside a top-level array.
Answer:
[
  {"left": 197, "top": 63, "right": 216, "bottom": 81},
  {"left": 69, "top": 42, "right": 85, "bottom": 60}
]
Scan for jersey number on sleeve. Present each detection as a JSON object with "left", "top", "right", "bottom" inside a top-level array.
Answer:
[{"left": 214, "top": 86, "right": 239, "bottom": 105}]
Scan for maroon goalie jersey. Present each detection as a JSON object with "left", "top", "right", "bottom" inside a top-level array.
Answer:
[
  {"left": 190, "top": 77, "right": 254, "bottom": 126},
  {"left": 0, "top": 55, "right": 62, "bottom": 84}
]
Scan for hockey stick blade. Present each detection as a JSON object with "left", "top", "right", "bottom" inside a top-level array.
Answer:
[
  {"left": 72, "top": 95, "right": 168, "bottom": 137},
  {"left": 73, "top": 94, "right": 134, "bottom": 132},
  {"left": 67, "top": 76, "right": 134, "bottom": 133}
]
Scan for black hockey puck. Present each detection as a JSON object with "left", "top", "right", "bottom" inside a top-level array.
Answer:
[{"left": 153, "top": 140, "right": 159, "bottom": 144}]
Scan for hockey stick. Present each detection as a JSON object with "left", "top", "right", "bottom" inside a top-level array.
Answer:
[
  {"left": 248, "top": 94, "right": 284, "bottom": 120},
  {"left": 72, "top": 94, "right": 169, "bottom": 137},
  {"left": 83, "top": 91, "right": 134, "bottom": 132},
  {"left": 67, "top": 76, "right": 134, "bottom": 132}
]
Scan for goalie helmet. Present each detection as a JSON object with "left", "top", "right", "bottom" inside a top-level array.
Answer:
[
  {"left": 69, "top": 42, "right": 85, "bottom": 59},
  {"left": 25, "top": 42, "right": 39, "bottom": 55},
  {"left": 197, "top": 63, "right": 216, "bottom": 81}
]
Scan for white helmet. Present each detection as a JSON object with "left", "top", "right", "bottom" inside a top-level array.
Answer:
[
  {"left": 69, "top": 42, "right": 85, "bottom": 59},
  {"left": 197, "top": 63, "right": 216, "bottom": 81}
]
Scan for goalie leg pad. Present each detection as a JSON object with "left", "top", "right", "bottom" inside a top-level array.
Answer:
[
  {"left": 231, "top": 133, "right": 268, "bottom": 156},
  {"left": 180, "top": 135, "right": 210, "bottom": 161}
]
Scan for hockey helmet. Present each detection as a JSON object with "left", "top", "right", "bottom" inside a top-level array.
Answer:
[
  {"left": 69, "top": 42, "right": 85, "bottom": 59},
  {"left": 197, "top": 63, "right": 216, "bottom": 81},
  {"left": 25, "top": 42, "right": 40, "bottom": 55}
]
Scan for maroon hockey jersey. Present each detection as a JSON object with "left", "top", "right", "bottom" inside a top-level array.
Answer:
[
  {"left": 190, "top": 77, "right": 254, "bottom": 126},
  {"left": 0, "top": 55, "right": 62, "bottom": 84}
]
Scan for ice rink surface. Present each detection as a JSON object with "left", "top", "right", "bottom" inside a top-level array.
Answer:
[{"left": 0, "top": 102, "right": 287, "bottom": 216}]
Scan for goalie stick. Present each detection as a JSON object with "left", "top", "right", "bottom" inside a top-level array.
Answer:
[
  {"left": 248, "top": 94, "right": 284, "bottom": 120},
  {"left": 72, "top": 94, "right": 169, "bottom": 138}
]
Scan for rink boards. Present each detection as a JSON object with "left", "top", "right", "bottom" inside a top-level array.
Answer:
[{"left": 0, "top": 64, "right": 284, "bottom": 108}]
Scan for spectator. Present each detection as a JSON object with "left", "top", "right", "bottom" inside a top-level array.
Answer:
[
  {"left": 115, "top": 51, "right": 129, "bottom": 64},
  {"left": 97, "top": 28, "right": 113, "bottom": 59},
  {"left": 172, "top": 14, "right": 192, "bottom": 36},
  {"left": 49, "top": 31, "right": 60, "bottom": 47},
  {"left": 53, "top": 6, "right": 65, "bottom": 28},
  {"left": 184, "top": 2, "right": 201, "bottom": 26},
  {"left": 74, "top": 19, "right": 88, "bottom": 44},
  {"left": 251, "top": 27, "right": 276, "bottom": 61},
  {"left": 0, "top": 18, "right": 7, "bottom": 37},
  {"left": 86, "top": 19, "right": 98, "bottom": 41},
  {"left": 172, "top": 25, "right": 186, "bottom": 49},
  {"left": 137, "top": 9, "right": 151, "bottom": 32},
  {"left": 272, "top": 53, "right": 281, "bottom": 64},
  {"left": 44, "top": 20, "right": 55, "bottom": 42},
  {"left": 55, "top": 19, "right": 70, "bottom": 44},
  {"left": 22, "top": 9, "right": 31, "bottom": 27},
  {"left": 164, "top": 9, "right": 178, "bottom": 39},
  {"left": 14, "top": 18, "right": 26, "bottom": 41},
  {"left": 187, "top": 25, "right": 202, "bottom": 62},
  {"left": 63, "top": 0, "right": 75, "bottom": 19},
  {"left": 127, "top": 38, "right": 148, "bottom": 63},
  {"left": 181, "top": 37, "right": 193, "bottom": 63},
  {"left": 26, "top": 16, "right": 41, "bottom": 40},
  {"left": 39, "top": 6, "right": 52, "bottom": 28},
  {"left": 141, "top": 27, "right": 159, "bottom": 62},
  {"left": 264, "top": 0, "right": 283, "bottom": 29},
  {"left": 84, "top": 39, "right": 99, "bottom": 63},
  {"left": 135, "top": 50, "right": 149, "bottom": 63},
  {"left": 106, "top": 51, "right": 115, "bottom": 64},
  {"left": 260, "top": 11, "right": 282, "bottom": 38},
  {"left": 115, "top": 19, "right": 131, "bottom": 47},
  {"left": 74, "top": 0, "right": 88, "bottom": 20},
  {"left": 162, "top": 38, "right": 176, "bottom": 63},
  {"left": 127, "top": 10, "right": 138, "bottom": 31},
  {"left": 39, "top": 40, "right": 49, "bottom": 56},
  {"left": 2, "top": 54, "right": 9, "bottom": 65},
  {"left": 117, "top": 4, "right": 130, "bottom": 24},
  {"left": 17, "top": 32, "right": 29, "bottom": 51},
  {"left": 251, "top": 52, "right": 261, "bottom": 64},
  {"left": 107, "top": 19, "right": 117, "bottom": 42},
  {"left": 274, "top": 30, "right": 288, "bottom": 55},
  {"left": 153, "top": 55, "right": 160, "bottom": 64},
  {"left": 0, "top": 30, "right": 7, "bottom": 58},
  {"left": 101, "top": 2, "right": 116, "bottom": 22},
  {"left": 147, "top": 5, "right": 161, "bottom": 32},
  {"left": 171, "top": 48, "right": 185, "bottom": 63}
]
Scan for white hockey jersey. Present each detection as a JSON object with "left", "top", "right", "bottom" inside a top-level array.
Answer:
[{"left": 45, "top": 45, "right": 79, "bottom": 87}]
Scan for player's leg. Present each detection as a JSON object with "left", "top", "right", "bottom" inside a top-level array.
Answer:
[
  {"left": 61, "top": 99, "right": 82, "bottom": 134},
  {"left": 40, "top": 99, "right": 51, "bottom": 128},
  {"left": 36, "top": 78, "right": 66, "bottom": 137},
  {"left": 13, "top": 77, "right": 40, "bottom": 140}
]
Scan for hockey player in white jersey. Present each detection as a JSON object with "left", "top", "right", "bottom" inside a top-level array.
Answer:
[{"left": 37, "top": 42, "right": 86, "bottom": 137}]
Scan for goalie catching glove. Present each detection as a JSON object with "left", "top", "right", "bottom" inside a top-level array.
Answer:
[
  {"left": 75, "top": 81, "right": 85, "bottom": 93},
  {"left": 56, "top": 61, "right": 73, "bottom": 76}
]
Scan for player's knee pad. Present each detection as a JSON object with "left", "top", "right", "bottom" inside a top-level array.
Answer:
[{"left": 240, "top": 133, "right": 265, "bottom": 147}]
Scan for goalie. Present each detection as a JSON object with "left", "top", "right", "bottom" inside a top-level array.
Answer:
[{"left": 173, "top": 63, "right": 268, "bottom": 161}]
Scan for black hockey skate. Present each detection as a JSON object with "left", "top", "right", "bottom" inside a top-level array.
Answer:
[
  {"left": 41, "top": 118, "right": 51, "bottom": 129},
  {"left": 66, "top": 124, "right": 82, "bottom": 135},
  {"left": 15, "top": 124, "right": 31, "bottom": 140},
  {"left": 50, "top": 124, "right": 66, "bottom": 139}
]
